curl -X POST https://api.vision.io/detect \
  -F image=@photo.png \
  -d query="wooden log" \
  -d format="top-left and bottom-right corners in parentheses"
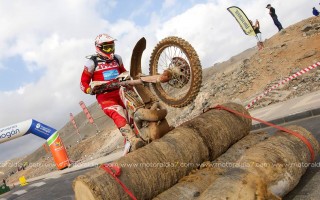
top-left (73, 102), bottom-right (252, 200)
top-left (198, 125), bottom-right (320, 200)
top-left (154, 132), bottom-right (270, 199)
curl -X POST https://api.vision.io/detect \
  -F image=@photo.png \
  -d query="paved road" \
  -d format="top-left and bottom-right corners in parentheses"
top-left (1, 116), bottom-right (319, 200)
top-left (0, 167), bottom-right (93, 200)
top-left (253, 115), bottom-right (320, 200)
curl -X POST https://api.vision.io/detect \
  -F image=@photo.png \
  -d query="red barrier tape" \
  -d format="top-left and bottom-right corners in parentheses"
top-left (207, 105), bottom-right (315, 162)
top-left (246, 61), bottom-right (320, 109)
top-left (100, 164), bottom-right (137, 200)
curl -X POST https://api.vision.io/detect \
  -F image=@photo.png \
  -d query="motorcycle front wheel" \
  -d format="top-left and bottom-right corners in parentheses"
top-left (149, 36), bottom-right (202, 108)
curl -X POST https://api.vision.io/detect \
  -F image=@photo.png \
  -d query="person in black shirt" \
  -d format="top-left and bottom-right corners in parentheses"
top-left (266, 4), bottom-right (283, 31)
top-left (250, 19), bottom-right (264, 50)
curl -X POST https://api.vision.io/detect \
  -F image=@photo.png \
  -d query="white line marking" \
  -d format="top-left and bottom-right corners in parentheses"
top-left (12, 189), bottom-right (27, 195)
top-left (28, 181), bottom-right (46, 187)
top-left (44, 174), bottom-right (62, 179)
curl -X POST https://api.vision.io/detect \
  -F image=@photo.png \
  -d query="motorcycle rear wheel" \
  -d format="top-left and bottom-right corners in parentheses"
top-left (149, 36), bottom-right (202, 108)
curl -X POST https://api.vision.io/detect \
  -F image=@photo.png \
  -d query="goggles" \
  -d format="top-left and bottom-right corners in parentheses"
top-left (101, 44), bottom-right (115, 53)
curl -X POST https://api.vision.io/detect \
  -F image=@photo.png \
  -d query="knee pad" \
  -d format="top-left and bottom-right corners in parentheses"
top-left (103, 105), bottom-right (128, 128)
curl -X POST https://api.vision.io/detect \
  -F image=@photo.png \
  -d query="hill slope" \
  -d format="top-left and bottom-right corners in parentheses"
top-left (167, 16), bottom-right (320, 126)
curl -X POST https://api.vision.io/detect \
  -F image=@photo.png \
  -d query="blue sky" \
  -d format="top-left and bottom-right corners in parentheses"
top-left (0, 0), bottom-right (317, 162)
top-left (0, 56), bottom-right (43, 90)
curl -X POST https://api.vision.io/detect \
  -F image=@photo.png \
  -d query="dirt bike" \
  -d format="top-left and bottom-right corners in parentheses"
top-left (90, 36), bottom-right (202, 153)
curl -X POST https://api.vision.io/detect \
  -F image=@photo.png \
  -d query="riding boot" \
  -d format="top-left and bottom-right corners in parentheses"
top-left (119, 124), bottom-right (145, 151)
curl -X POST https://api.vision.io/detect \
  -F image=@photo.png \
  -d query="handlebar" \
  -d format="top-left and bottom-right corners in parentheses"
top-left (90, 70), bottom-right (172, 95)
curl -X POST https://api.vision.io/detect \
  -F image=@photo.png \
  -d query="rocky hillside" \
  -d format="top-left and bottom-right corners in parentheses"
top-left (166, 16), bottom-right (320, 126)
top-left (1, 16), bottom-right (320, 184)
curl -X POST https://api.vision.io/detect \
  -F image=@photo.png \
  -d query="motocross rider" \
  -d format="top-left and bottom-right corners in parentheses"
top-left (80, 33), bottom-right (145, 152)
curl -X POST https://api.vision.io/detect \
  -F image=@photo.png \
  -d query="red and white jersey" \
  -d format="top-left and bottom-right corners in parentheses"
top-left (80, 54), bottom-right (127, 101)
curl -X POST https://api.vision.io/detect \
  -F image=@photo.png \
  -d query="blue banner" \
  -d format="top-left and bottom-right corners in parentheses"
top-left (27, 119), bottom-right (57, 140)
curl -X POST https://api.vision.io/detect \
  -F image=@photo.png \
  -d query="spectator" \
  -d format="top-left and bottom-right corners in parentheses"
top-left (313, 7), bottom-right (319, 16)
top-left (250, 19), bottom-right (264, 50)
top-left (266, 4), bottom-right (283, 31)
top-left (2, 179), bottom-right (6, 186)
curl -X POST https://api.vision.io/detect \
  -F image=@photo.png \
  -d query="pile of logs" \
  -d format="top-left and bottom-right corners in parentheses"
top-left (73, 102), bottom-right (319, 200)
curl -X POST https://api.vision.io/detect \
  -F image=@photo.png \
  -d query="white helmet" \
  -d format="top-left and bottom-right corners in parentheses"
top-left (95, 34), bottom-right (116, 60)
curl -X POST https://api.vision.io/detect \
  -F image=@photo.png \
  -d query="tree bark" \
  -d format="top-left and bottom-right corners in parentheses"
top-left (198, 125), bottom-right (320, 200)
top-left (154, 132), bottom-right (270, 199)
top-left (73, 102), bottom-right (252, 200)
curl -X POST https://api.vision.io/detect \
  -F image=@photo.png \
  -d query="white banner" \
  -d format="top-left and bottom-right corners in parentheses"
top-left (0, 119), bottom-right (32, 143)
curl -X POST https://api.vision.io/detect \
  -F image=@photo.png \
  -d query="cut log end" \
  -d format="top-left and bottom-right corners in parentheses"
top-left (74, 181), bottom-right (97, 200)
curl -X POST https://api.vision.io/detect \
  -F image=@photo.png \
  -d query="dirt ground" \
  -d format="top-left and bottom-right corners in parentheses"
top-left (1, 16), bottom-right (320, 190)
